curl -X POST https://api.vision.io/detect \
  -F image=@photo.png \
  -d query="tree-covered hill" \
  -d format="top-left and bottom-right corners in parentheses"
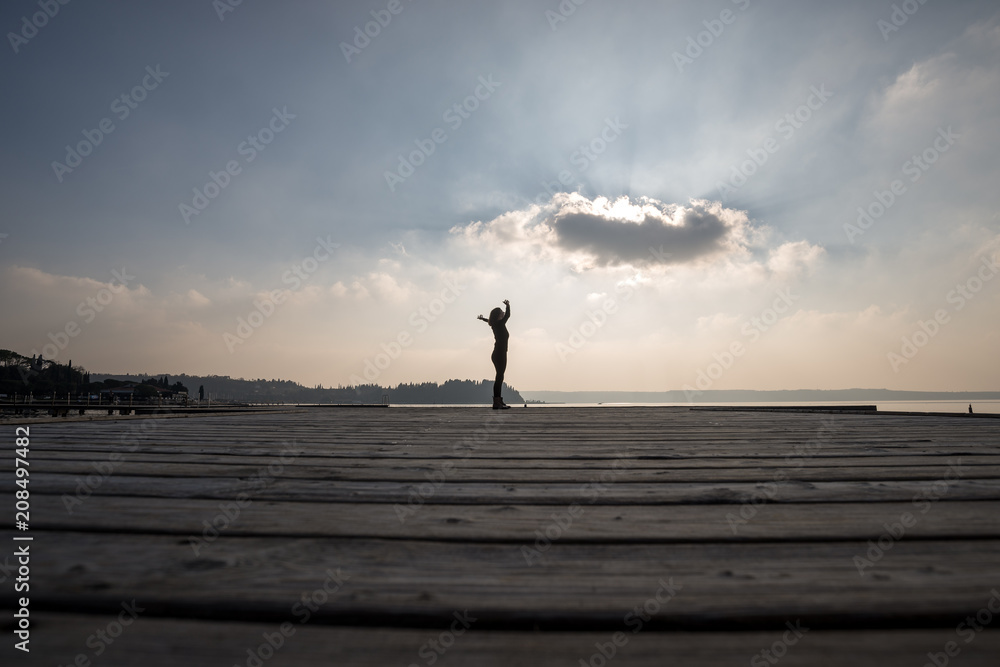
top-left (91, 372), bottom-right (523, 405)
top-left (0, 349), bottom-right (187, 397)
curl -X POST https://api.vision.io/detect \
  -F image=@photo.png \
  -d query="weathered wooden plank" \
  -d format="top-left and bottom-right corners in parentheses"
top-left (29, 495), bottom-right (1000, 542)
top-left (25, 457), bottom-right (1000, 483)
top-left (28, 442), bottom-right (1000, 459)
top-left (22, 408), bottom-right (1000, 451)
top-left (28, 427), bottom-right (1000, 455)
top-left (14, 531), bottom-right (1000, 625)
top-left (27, 421), bottom-right (998, 445)
top-left (13, 474), bottom-right (999, 504)
top-left (27, 450), bottom-right (1000, 469)
top-left (14, 614), bottom-right (1000, 667)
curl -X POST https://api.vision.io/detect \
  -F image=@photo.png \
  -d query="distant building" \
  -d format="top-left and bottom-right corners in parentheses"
top-left (99, 382), bottom-right (180, 401)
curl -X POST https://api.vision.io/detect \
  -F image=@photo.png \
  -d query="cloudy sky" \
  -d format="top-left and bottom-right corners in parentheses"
top-left (2, 0), bottom-right (999, 392)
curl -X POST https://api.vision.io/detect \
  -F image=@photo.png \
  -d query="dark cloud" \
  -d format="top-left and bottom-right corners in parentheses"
top-left (552, 202), bottom-right (739, 267)
top-left (452, 194), bottom-right (756, 270)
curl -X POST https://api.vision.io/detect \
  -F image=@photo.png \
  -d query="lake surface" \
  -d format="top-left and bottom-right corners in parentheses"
top-left (390, 400), bottom-right (1000, 414)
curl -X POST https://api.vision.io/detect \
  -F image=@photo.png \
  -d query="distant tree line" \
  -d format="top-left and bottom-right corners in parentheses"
top-left (0, 349), bottom-right (186, 397)
top-left (91, 372), bottom-right (523, 404)
top-left (2, 348), bottom-right (521, 403)
top-left (1, 349), bottom-right (89, 395)
top-left (387, 380), bottom-right (524, 405)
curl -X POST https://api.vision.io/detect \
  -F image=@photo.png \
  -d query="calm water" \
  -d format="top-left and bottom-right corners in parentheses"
top-left (391, 400), bottom-right (1000, 414)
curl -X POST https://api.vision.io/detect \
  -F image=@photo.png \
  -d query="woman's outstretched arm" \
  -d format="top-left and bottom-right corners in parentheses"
top-left (477, 314), bottom-right (488, 323)
top-left (501, 299), bottom-right (510, 323)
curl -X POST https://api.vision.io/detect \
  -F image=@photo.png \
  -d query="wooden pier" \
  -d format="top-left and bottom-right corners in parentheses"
top-left (3, 406), bottom-right (1000, 665)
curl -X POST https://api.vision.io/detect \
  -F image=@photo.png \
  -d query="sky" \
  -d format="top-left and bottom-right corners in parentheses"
top-left (1, 0), bottom-right (999, 393)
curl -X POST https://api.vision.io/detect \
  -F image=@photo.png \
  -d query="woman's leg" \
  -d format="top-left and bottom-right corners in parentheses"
top-left (491, 349), bottom-right (507, 398)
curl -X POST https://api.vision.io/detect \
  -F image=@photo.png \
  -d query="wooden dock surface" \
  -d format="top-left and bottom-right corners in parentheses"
top-left (3, 406), bottom-right (1000, 665)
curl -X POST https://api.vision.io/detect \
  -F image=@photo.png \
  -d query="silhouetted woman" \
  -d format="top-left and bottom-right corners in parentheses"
top-left (478, 299), bottom-right (511, 409)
